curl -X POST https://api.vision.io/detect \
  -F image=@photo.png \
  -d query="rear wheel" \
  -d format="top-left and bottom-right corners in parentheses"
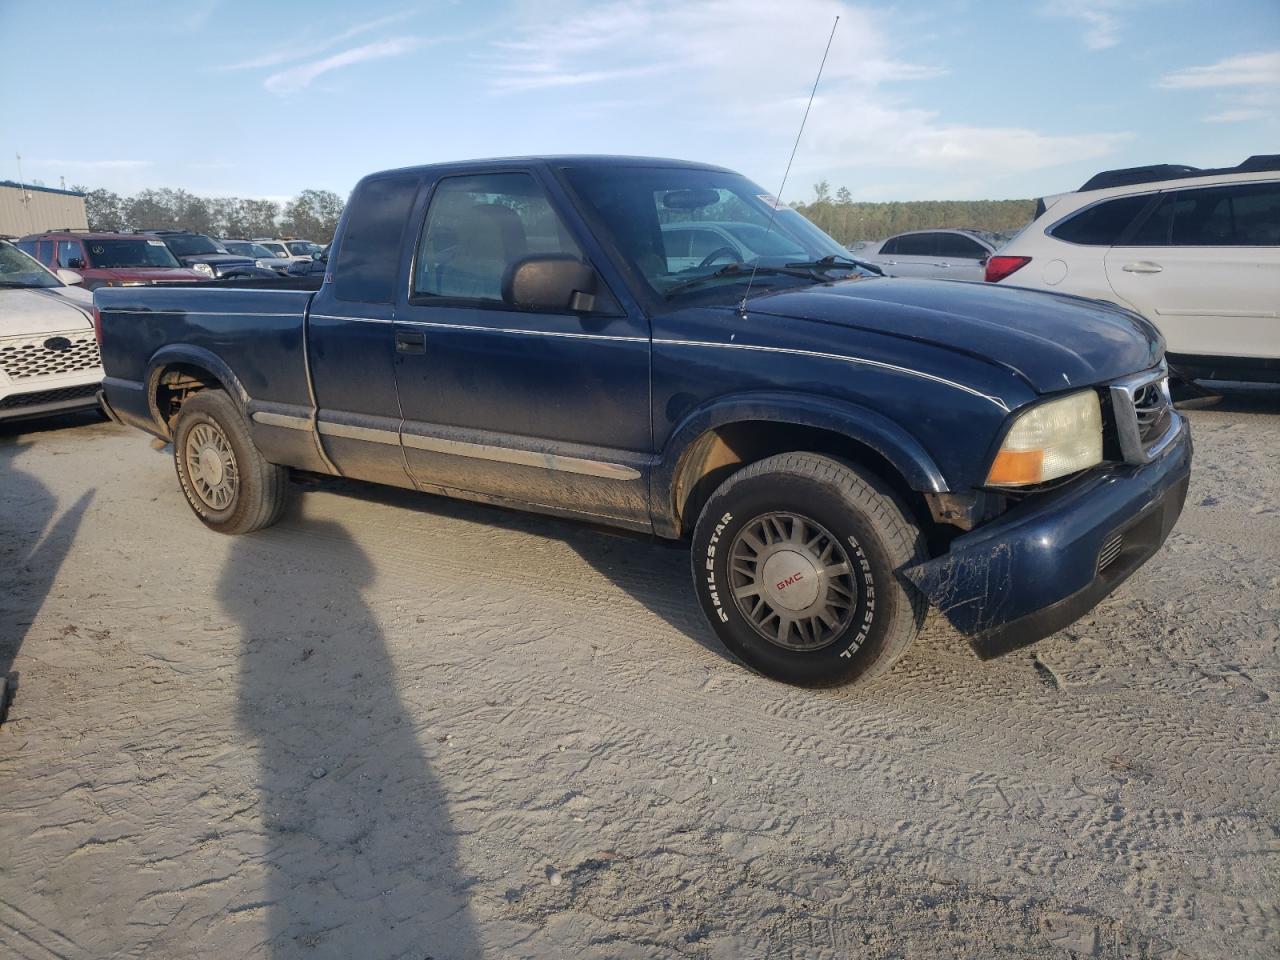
top-left (172, 390), bottom-right (287, 535)
top-left (691, 452), bottom-right (928, 687)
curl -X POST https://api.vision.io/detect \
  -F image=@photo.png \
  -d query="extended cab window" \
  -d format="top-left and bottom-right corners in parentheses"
top-left (333, 174), bottom-right (421, 302)
top-left (1050, 195), bottom-right (1150, 245)
top-left (413, 173), bottom-right (582, 303)
top-left (1131, 181), bottom-right (1280, 247)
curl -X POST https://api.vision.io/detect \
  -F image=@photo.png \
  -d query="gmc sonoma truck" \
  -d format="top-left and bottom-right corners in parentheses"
top-left (94, 157), bottom-right (1192, 687)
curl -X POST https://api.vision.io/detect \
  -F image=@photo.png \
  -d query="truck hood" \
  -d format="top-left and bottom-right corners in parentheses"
top-left (749, 278), bottom-right (1162, 392)
top-left (0, 286), bottom-right (93, 336)
top-left (177, 254), bottom-right (254, 268)
top-left (96, 266), bottom-right (206, 282)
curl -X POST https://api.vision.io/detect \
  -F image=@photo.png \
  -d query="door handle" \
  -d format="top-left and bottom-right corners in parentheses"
top-left (395, 330), bottom-right (426, 354)
top-left (1122, 261), bottom-right (1163, 274)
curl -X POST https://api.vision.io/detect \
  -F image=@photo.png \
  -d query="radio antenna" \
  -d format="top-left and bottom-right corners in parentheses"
top-left (738, 15), bottom-right (839, 318)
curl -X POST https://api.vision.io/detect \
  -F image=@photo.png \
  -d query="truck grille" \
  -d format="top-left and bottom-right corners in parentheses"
top-left (0, 332), bottom-right (101, 381)
top-left (1133, 382), bottom-right (1173, 446)
top-left (0, 383), bottom-right (100, 410)
top-left (1109, 368), bottom-right (1176, 464)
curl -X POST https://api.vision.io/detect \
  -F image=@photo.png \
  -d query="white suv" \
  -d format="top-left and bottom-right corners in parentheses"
top-left (987, 156), bottom-right (1280, 383)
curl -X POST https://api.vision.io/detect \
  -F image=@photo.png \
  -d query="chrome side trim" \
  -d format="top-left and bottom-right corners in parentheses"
top-left (259, 412), bottom-right (642, 481)
top-left (310, 313), bottom-right (648, 343)
top-left (317, 420), bottom-right (401, 446)
top-left (653, 338), bottom-right (1010, 410)
top-left (252, 411), bottom-right (312, 431)
top-left (99, 310), bottom-right (305, 317)
top-left (401, 432), bottom-right (642, 480)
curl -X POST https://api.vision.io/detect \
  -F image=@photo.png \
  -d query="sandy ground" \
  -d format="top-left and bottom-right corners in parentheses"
top-left (1, 389), bottom-right (1277, 960)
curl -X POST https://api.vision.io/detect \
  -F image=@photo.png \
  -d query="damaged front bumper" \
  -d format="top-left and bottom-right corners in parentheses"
top-left (904, 416), bottom-right (1192, 659)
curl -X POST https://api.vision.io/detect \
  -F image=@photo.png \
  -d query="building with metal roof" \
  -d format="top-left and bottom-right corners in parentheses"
top-left (0, 181), bottom-right (88, 238)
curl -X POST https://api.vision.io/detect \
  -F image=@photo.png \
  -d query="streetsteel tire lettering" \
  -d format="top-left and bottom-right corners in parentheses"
top-left (839, 538), bottom-right (876, 659)
top-left (704, 511), bottom-right (733, 622)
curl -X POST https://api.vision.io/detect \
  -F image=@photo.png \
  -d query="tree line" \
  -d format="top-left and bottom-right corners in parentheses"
top-left (793, 181), bottom-right (1036, 245)
top-left (74, 186), bottom-right (345, 243)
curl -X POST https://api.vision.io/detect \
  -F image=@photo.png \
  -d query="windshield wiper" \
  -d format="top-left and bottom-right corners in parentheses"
top-left (0, 280), bottom-right (40, 288)
top-left (663, 263), bottom-right (818, 299)
top-left (785, 253), bottom-right (881, 275)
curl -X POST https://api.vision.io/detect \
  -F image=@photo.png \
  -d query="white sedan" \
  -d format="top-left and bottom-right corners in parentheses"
top-left (0, 241), bottom-right (104, 422)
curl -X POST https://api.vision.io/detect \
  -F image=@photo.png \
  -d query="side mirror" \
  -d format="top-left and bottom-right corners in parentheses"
top-left (977, 257), bottom-right (989, 267)
top-left (67, 257), bottom-right (86, 270)
top-left (502, 255), bottom-right (599, 313)
top-left (56, 268), bottom-right (84, 286)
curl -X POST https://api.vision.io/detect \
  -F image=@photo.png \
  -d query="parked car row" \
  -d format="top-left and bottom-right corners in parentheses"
top-left (12, 230), bottom-right (326, 289)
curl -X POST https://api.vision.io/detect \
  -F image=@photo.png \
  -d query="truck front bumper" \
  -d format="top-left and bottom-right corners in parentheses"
top-left (904, 416), bottom-right (1192, 659)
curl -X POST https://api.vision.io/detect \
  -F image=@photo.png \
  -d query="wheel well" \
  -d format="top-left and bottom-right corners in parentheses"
top-left (152, 363), bottom-right (222, 432)
top-left (671, 421), bottom-right (935, 539)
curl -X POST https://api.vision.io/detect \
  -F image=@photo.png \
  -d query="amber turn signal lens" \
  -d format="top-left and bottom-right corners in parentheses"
top-left (987, 448), bottom-right (1046, 486)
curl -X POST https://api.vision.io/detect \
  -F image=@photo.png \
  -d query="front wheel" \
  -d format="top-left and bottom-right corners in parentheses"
top-left (173, 389), bottom-right (288, 535)
top-left (691, 453), bottom-right (928, 687)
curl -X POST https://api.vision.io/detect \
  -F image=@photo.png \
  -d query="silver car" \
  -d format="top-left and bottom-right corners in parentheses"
top-left (861, 229), bottom-right (1001, 281)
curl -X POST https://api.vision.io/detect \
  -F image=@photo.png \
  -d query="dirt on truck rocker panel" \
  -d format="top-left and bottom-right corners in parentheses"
top-left (93, 155), bottom-right (1191, 688)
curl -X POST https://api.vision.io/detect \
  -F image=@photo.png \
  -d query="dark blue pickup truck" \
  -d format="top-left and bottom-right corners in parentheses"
top-left (94, 156), bottom-right (1191, 687)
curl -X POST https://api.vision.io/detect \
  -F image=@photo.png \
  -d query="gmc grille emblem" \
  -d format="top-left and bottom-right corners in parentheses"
top-left (44, 336), bottom-right (72, 352)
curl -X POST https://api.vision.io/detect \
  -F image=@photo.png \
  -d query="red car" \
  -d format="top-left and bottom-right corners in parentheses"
top-left (16, 231), bottom-right (206, 290)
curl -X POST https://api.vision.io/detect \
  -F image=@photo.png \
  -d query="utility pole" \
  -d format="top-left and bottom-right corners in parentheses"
top-left (15, 153), bottom-right (35, 232)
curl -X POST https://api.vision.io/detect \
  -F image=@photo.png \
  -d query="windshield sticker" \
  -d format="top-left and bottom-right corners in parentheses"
top-left (757, 194), bottom-right (782, 209)
top-left (147, 240), bottom-right (166, 246)
top-left (91, 245), bottom-right (104, 254)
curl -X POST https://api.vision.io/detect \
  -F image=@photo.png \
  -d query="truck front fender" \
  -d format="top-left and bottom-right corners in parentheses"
top-left (653, 391), bottom-right (948, 537)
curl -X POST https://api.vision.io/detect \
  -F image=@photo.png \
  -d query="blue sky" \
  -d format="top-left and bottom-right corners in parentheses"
top-left (1, 0), bottom-right (1276, 204)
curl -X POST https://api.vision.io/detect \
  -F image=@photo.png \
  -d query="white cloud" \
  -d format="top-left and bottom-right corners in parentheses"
top-left (484, 0), bottom-right (1125, 182)
top-left (1038, 1), bottom-right (1155, 51)
top-left (1157, 51), bottom-right (1280, 89)
top-left (1157, 51), bottom-right (1280, 124)
top-left (264, 37), bottom-right (422, 96)
top-left (220, 10), bottom-right (417, 72)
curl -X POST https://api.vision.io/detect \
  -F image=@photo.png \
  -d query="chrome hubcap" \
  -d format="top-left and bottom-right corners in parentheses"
top-left (185, 422), bottom-right (238, 510)
top-left (728, 512), bottom-right (858, 651)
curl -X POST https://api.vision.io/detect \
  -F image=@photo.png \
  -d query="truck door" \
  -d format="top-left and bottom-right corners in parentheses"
top-left (305, 173), bottom-right (422, 488)
top-left (1105, 180), bottom-right (1280, 361)
top-left (391, 167), bottom-right (652, 529)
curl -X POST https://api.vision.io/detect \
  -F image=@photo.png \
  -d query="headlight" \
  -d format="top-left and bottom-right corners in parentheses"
top-left (255, 259), bottom-right (271, 268)
top-left (118, 281), bottom-right (147, 287)
top-left (192, 263), bottom-right (215, 278)
top-left (986, 389), bottom-right (1103, 486)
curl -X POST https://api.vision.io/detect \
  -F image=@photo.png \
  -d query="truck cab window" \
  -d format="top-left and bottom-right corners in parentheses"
top-left (413, 173), bottom-right (582, 303)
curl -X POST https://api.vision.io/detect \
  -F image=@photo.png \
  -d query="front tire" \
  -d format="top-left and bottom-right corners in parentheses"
top-left (691, 453), bottom-right (928, 687)
top-left (173, 390), bottom-right (288, 535)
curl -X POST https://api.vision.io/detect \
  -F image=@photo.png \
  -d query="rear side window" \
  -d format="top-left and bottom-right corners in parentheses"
top-left (895, 234), bottom-right (935, 256)
top-left (332, 174), bottom-right (420, 303)
top-left (878, 237), bottom-right (898, 255)
top-left (57, 240), bottom-right (83, 268)
top-left (936, 233), bottom-right (988, 259)
top-left (1132, 181), bottom-right (1280, 247)
top-left (1050, 195), bottom-right (1151, 245)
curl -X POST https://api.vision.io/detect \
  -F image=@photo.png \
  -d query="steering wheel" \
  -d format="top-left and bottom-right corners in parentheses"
top-left (697, 245), bottom-right (741, 269)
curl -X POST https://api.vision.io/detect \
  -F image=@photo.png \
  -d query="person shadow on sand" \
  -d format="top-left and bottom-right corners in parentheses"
top-left (217, 519), bottom-right (481, 959)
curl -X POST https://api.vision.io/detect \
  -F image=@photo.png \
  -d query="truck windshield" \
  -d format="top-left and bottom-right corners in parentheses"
top-left (162, 234), bottom-right (222, 256)
top-left (84, 238), bottom-right (182, 268)
top-left (561, 165), bottom-right (870, 302)
top-left (0, 241), bottom-right (61, 288)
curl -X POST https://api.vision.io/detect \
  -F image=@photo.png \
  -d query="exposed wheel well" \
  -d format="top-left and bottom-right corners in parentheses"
top-left (671, 421), bottom-right (935, 540)
top-left (152, 363), bottom-right (223, 432)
